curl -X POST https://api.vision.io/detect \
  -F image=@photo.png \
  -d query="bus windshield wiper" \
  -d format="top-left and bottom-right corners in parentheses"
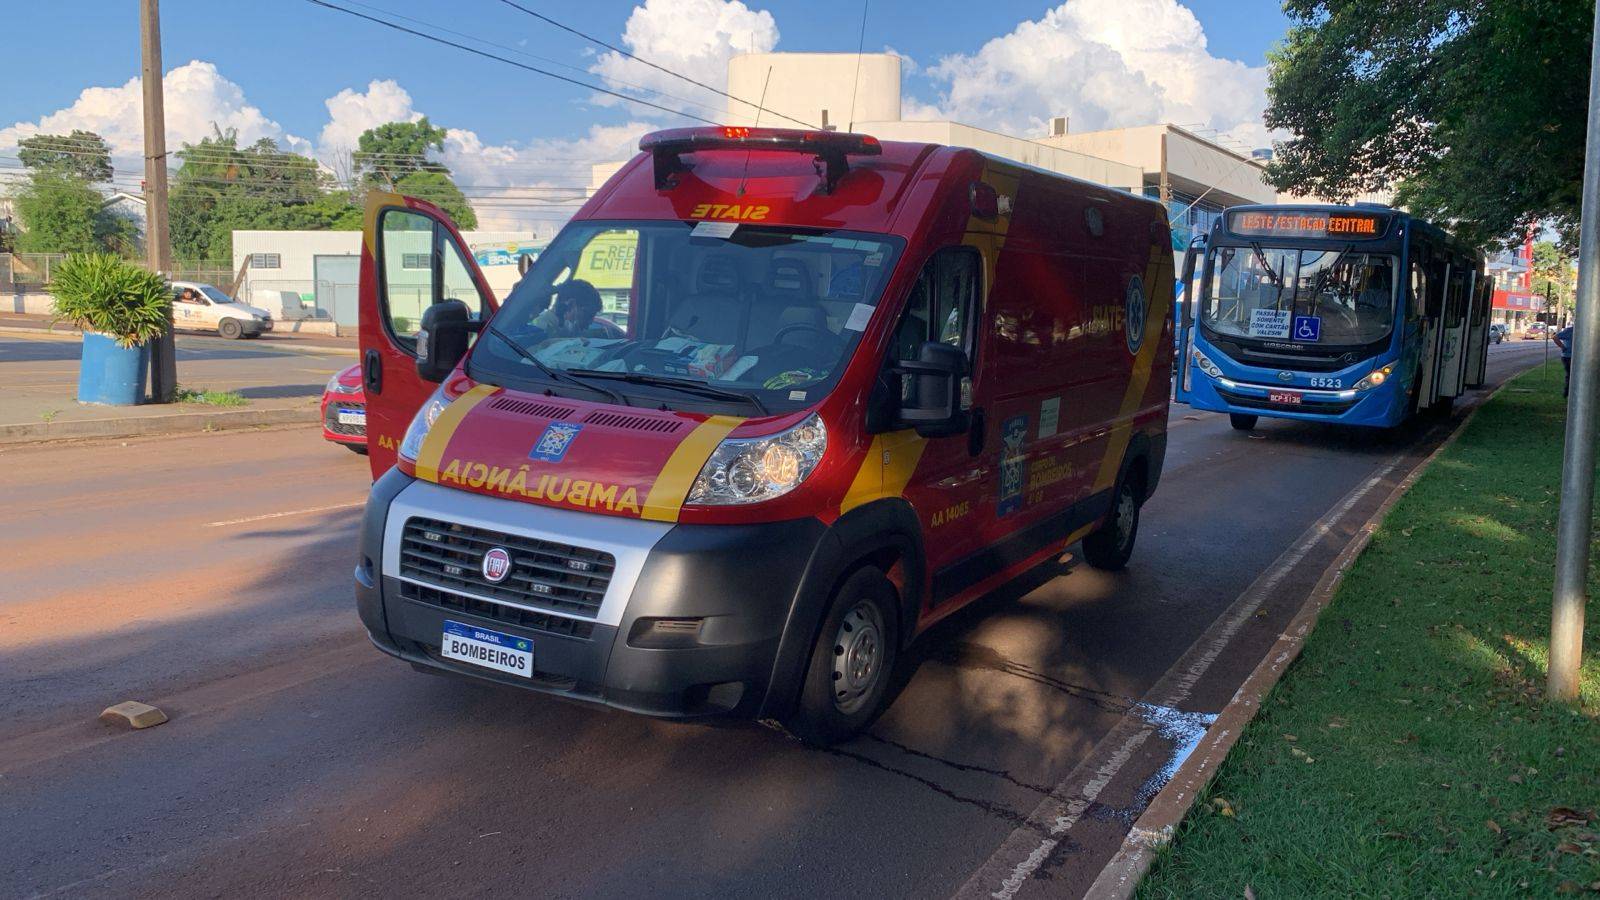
top-left (480, 323), bottom-right (626, 405)
top-left (567, 369), bottom-right (769, 415)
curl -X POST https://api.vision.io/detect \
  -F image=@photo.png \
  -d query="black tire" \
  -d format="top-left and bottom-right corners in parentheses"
top-left (218, 318), bottom-right (243, 339)
top-left (1083, 472), bottom-right (1142, 571)
top-left (1229, 413), bottom-right (1258, 431)
top-left (783, 567), bottom-right (900, 746)
top-left (345, 443), bottom-right (369, 455)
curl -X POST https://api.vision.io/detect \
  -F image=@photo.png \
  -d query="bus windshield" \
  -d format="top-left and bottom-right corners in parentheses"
top-left (468, 221), bottom-right (903, 412)
top-left (1202, 246), bottom-right (1397, 346)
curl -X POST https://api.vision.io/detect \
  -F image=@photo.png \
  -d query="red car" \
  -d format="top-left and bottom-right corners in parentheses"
top-left (320, 364), bottom-right (368, 453)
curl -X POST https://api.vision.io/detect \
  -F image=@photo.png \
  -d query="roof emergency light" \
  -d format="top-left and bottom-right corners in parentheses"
top-left (639, 126), bottom-right (882, 195)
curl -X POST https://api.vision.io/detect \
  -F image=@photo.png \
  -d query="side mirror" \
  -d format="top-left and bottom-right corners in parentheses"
top-left (416, 299), bottom-right (474, 383)
top-left (893, 341), bottom-right (969, 438)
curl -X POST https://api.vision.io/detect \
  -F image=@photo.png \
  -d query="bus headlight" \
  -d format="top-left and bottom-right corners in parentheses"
top-left (1353, 363), bottom-right (1395, 392)
top-left (1191, 347), bottom-right (1223, 379)
top-left (398, 388), bottom-right (452, 462)
top-left (688, 414), bottom-right (827, 505)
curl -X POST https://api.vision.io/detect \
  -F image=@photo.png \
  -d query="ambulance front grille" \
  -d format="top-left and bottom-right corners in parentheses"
top-left (399, 517), bottom-right (614, 619)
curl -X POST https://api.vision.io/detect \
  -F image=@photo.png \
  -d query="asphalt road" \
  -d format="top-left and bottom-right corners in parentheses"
top-left (0, 341), bottom-right (1549, 899)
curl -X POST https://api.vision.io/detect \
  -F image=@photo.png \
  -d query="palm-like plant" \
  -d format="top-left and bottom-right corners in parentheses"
top-left (50, 253), bottom-right (171, 348)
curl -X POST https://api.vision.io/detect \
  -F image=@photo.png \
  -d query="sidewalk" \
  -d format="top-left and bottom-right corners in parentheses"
top-left (1138, 363), bottom-right (1599, 897)
top-left (0, 311), bottom-right (358, 355)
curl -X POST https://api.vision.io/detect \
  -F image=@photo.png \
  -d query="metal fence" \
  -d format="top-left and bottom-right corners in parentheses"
top-left (0, 253), bottom-right (233, 290)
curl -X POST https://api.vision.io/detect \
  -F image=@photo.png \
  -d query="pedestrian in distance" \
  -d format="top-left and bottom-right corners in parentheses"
top-left (1552, 323), bottom-right (1575, 397)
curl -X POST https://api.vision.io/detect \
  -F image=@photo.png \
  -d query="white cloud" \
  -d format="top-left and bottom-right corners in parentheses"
top-left (918, 0), bottom-right (1271, 148)
top-left (0, 60), bottom-right (309, 171)
top-left (590, 0), bottom-right (779, 119)
top-left (441, 121), bottom-right (652, 232)
top-left (317, 79), bottom-right (422, 165)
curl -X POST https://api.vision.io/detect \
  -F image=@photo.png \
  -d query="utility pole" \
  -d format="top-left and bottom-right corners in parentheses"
top-left (1548, 4), bottom-right (1600, 703)
top-left (141, 0), bottom-right (176, 403)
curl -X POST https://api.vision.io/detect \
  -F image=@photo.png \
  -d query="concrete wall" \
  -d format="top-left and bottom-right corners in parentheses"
top-left (858, 120), bottom-right (1143, 191)
top-left (726, 52), bottom-right (901, 129)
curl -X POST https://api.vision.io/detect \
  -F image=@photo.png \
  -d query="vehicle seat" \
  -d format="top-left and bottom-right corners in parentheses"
top-left (667, 254), bottom-right (744, 345)
top-left (750, 258), bottom-right (828, 347)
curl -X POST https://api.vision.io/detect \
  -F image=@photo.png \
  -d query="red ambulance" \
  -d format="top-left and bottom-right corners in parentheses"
top-left (353, 127), bottom-right (1173, 743)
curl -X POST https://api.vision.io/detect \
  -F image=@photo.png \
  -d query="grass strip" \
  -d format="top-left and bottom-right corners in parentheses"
top-left (1140, 362), bottom-right (1599, 898)
top-left (174, 386), bottom-right (247, 407)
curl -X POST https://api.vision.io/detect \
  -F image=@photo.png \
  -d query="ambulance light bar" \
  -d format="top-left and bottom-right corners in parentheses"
top-left (640, 127), bottom-right (882, 194)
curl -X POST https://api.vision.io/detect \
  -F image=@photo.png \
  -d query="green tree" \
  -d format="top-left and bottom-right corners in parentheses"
top-left (12, 174), bottom-right (131, 254)
top-left (1263, 0), bottom-right (1592, 249)
top-left (353, 118), bottom-right (477, 228)
top-left (1532, 240), bottom-right (1577, 316)
top-left (170, 129), bottom-right (358, 260)
top-left (17, 130), bottom-right (113, 182)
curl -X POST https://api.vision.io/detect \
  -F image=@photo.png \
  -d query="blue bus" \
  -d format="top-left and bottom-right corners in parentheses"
top-left (1174, 204), bottom-right (1491, 430)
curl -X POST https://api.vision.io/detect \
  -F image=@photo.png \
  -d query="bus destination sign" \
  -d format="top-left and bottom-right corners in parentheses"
top-left (1227, 210), bottom-right (1387, 240)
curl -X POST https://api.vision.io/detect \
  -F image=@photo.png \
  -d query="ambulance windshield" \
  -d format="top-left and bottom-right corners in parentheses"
top-left (469, 221), bottom-right (903, 411)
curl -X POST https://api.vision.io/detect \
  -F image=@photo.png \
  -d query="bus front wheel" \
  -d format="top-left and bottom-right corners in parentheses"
top-left (1229, 413), bottom-right (1259, 431)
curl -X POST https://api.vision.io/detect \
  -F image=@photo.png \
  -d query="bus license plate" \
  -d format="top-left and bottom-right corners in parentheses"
top-left (440, 620), bottom-right (533, 677)
top-left (1269, 390), bottom-right (1303, 405)
top-left (337, 408), bottom-right (366, 426)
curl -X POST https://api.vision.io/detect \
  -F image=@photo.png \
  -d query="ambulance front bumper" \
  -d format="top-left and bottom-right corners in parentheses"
top-left (355, 471), bottom-right (827, 718)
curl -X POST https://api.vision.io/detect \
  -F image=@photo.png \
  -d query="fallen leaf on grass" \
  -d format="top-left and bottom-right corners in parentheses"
top-left (1554, 880), bottom-right (1582, 894)
top-left (1283, 733), bottom-right (1298, 742)
top-left (1487, 819), bottom-right (1503, 835)
top-left (1244, 885), bottom-right (1257, 900)
top-left (1210, 797), bottom-right (1236, 817)
top-left (1327, 716), bottom-right (1348, 729)
top-left (1556, 842), bottom-right (1584, 855)
top-left (1290, 747), bottom-right (1316, 763)
top-left (1549, 807), bottom-right (1595, 830)
top-left (1395, 733), bottom-right (1419, 745)
top-left (1508, 774), bottom-right (1524, 784)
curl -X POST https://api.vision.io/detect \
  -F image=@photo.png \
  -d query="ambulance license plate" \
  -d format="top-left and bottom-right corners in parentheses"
top-left (439, 620), bottom-right (533, 677)
top-left (1268, 390), bottom-right (1303, 405)
top-left (337, 408), bottom-right (366, 426)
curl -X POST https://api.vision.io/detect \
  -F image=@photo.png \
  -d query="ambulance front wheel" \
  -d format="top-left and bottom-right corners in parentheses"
top-left (1229, 413), bottom-right (1258, 431)
top-left (785, 567), bottom-right (900, 746)
top-left (1083, 473), bottom-right (1142, 571)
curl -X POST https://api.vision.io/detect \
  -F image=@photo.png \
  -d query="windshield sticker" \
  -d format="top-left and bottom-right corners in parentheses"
top-left (764, 369), bottom-right (823, 390)
top-left (789, 390), bottom-right (807, 401)
top-left (690, 220), bottom-right (738, 239)
top-left (998, 415), bottom-right (1028, 518)
top-left (1038, 397), bottom-right (1061, 439)
top-left (529, 422), bottom-right (583, 463)
top-left (1248, 309), bottom-right (1291, 339)
top-left (863, 252), bottom-right (884, 267)
top-left (1292, 315), bottom-right (1323, 342)
top-left (844, 303), bottom-right (874, 332)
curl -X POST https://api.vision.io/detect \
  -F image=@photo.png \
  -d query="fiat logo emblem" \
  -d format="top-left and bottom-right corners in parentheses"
top-left (1277, 370), bottom-right (1294, 383)
top-left (481, 547), bottom-right (512, 583)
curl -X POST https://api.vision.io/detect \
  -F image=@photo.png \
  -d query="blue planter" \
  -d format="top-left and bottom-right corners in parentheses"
top-left (77, 332), bottom-right (150, 405)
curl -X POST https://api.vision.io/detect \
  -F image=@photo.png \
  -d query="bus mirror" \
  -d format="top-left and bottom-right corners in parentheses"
top-left (893, 341), bottom-right (969, 437)
top-left (416, 299), bottom-right (473, 383)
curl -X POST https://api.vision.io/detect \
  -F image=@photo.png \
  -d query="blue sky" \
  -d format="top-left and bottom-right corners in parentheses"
top-left (2, 0), bottom-right (1293, 227)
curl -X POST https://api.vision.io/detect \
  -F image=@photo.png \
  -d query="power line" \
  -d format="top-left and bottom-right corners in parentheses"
top-left (495, 0), bottom-right (816, 129)
top-left (302, 0), bottom-right (717, 124)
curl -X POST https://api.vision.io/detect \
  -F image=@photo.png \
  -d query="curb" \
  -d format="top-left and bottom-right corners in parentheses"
top-left (0, 405), bottom-right (317, 445)
top-left (1082, 373), bottom-right (1528, 900)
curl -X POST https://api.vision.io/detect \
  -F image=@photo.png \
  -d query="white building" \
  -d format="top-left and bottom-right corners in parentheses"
top-left (231, 229), bottom-right (542, 329)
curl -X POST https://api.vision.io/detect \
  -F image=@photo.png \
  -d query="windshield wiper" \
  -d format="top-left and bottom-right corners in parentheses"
top-left (567, 369), bottom-right (769, 415)
top-left (480, 323), bottom-right (626, 406)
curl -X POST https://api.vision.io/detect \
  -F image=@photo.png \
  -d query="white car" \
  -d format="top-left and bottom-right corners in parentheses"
top-left (171, 281), bottom-right (274, 339)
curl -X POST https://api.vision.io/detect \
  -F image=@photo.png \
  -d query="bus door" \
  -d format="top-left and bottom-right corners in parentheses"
top-left (358, 192), bottom-right (498, 478)
top-left (1438, 264), bottom-right (1469, 398)
top-left (1411, 255), bottom-right (1439, 409)
top-left (1465, 272), bottom-right (1490, 388)
top-left (1176, 236), bottom-right (1204, 398)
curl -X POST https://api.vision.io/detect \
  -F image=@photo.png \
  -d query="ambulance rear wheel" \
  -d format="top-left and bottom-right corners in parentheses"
top-left (1229, 413), bottom-right (1258, 431)
top-left (1083, 474), bottom-right (1141, 571)
top-left (218, 319), bottom-right (243, 339)
top-left (785, 567), bottom-right (900, 746)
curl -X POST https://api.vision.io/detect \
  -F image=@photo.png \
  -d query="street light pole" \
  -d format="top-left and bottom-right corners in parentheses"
top-left (140, 0), bottom-right (176, 403)
top-left (1548, 5), bottom-right (1600, 703)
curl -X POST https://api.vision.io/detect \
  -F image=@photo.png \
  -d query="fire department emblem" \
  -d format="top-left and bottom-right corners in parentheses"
top-left (481, 547), bottom-right (512, 583)
top-left (1125, 275), bottom-right (1148, 355)
top-left (529, 421), bottom-right (582, 462)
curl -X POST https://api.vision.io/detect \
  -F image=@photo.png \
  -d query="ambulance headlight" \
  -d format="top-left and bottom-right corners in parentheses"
top-left (398, 388), bottom-right (452, 463)
top-left (688, 414), bottom-right (827, 505)
top-left (1191, 346), bottom-right (1223, 379)
top-left (1353, 363), bottom-right (1395, 392)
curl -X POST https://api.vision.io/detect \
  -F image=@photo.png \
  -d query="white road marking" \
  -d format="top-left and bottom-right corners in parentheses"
top-left (204, 501), bottom-right (364, 528)
top-left (957, 455), bottom-right (1401, 900)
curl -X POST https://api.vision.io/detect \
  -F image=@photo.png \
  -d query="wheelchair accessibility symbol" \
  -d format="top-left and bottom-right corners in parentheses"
top-left (1293, 315), bottom-right (1322, 342)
